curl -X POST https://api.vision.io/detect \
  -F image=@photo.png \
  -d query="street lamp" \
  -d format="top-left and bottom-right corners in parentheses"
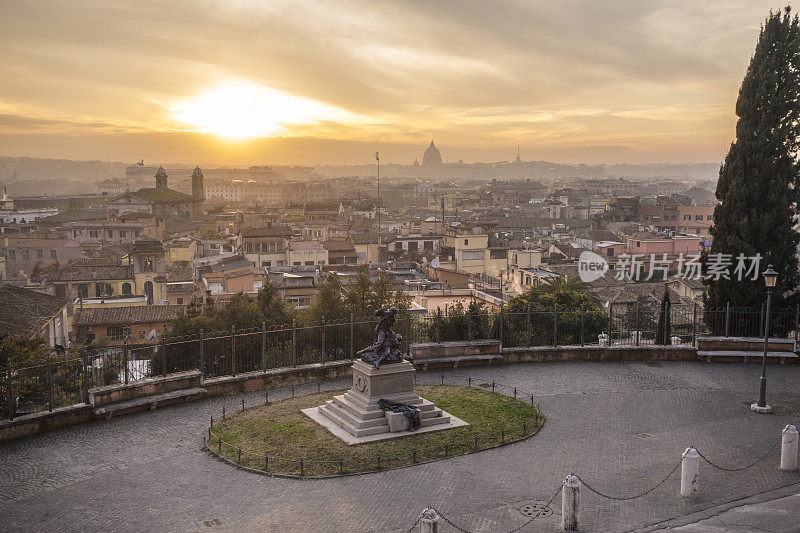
top-left (752, 264), bottom-right (778, 413)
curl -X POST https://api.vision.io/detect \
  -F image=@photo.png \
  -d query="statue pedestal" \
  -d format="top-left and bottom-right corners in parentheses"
top-left (302, 360), bottom-right (468, 444)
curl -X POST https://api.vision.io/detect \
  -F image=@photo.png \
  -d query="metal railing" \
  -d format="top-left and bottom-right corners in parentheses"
top-left (3, 303), bottom-right (798, 422)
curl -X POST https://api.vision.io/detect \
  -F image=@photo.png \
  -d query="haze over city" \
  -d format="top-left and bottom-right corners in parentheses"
top-left (1, 0), bottom-right (795, 165)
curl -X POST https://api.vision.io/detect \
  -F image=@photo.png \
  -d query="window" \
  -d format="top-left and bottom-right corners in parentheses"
top-left (120, 230), bottom-right (126, 238)
top-left (77, 284), bottom-right (88, 298)
top-left (246, 243), bottom-right (254, 253)
top-left (684, 214), bottom-right (691, 221)
top-left (695, 214), bottom-right (703, 221)
top-left (121, 282), bottom-right (132, 295)
top-left (144, 256), bottom-right (153, 272)
top-left (36, 250), bottom-right (44, 260)
top-left (462, 250), bottom-right (483, 261)
top-left (6, 250), bottom-right (15, 260)
top-left (269, 242), bottom-right (276, 252)
top-left (89, 230), bottom-right (99, 238)
top-left (176, 297), bottom-right (184, 305)
top-left (707, 215), bottom-right (714, 221)
top-left (107, 230), bottom-right (114, 238)
top-left (277, 261), bottom-right (284, 266)
top-left (21, 250), bottom-right (29, 261)
top-left (264, 261), bottom-right (271, 267)
top-left (607, 248), bottom-right (614, 257)
top-left (50, 250), bottom-right (57, 260)
top-left (293, 261), bottom-right (301, 266)
top-left (636, 241), bottom-right (641, 247)
top-left (134, 231), bottom-right (140, 237)
top-left (464, 239), bottom-right (469, 245)
top-left (107, 325), bottom-right (131, 341)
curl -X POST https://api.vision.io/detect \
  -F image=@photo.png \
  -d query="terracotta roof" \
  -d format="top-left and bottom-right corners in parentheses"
top-left (240, 226), bottom-right (292, 238)
top-left (126, 188), bottom-right (198, 203)
top-left (323, 239), bottom-right (356, 252)
top-left (348, 233), bottom-right (394, 245)
top-left (0, 285), bottom-right (68, 337)
top-left (73, 305), bottom-right (185, 326)
top-left (166, 265), bottom-right (194, 282)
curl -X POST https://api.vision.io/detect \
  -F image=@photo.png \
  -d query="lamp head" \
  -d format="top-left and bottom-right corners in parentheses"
top-left (763, 264), bottom-right (778, 288)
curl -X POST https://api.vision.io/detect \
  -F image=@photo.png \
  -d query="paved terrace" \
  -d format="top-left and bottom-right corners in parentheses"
top-left (1, 361), bottom-right (799, 532)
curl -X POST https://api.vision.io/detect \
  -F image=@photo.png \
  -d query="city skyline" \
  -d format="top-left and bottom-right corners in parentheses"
top-left (0, 1), bottom-right (795, 165)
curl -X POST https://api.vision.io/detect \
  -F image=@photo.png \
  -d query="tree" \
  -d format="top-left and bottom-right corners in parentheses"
top-left (308, 272), bottom-right (346, 321)
top-left (655, 288), bottom-right (672, 345)
top-left (345, 265), bottom-right (373, 317)
top-left (256, 281), bottom-right (295, 326)
top-left (707, 7), bottom-right (800, 309)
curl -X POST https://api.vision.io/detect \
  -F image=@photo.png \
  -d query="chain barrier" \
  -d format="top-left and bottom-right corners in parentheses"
top-left (404, 485), bottom-right (562, 533)
top-left (694, 437), bottom-right (783, 472)
top-left (577, 458), bottom-right (682, 501)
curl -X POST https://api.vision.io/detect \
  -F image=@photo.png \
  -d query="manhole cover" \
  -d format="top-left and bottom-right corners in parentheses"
top-left (518, 503), bottom-right (552, 518)
top-left (199, 518), bottom-right (223, 528)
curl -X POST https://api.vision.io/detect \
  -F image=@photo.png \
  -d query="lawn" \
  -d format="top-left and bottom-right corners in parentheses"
top-left (207, 385), bottom-right (542, 477)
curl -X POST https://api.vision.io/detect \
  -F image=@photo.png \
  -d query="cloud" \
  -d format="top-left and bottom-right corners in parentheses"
top-left (0, 0), bottom-right (791, 163)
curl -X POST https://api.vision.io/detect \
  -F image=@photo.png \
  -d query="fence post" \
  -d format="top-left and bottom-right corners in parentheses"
top-left (794, 305), bottom-right (799, 346)
top-left (230, 325), bottom-right (236, 377)
top-left (781, 424), bottom-right (798, 471)
top-left (406, 312), bottom-right (412, 357)
top-left (562, 474), bottom-right (580, 531)
top-left (292, 319), bottom-right (297, 368)
top-left (5, 358), bottom-right (14, 421)
top-left (608, 303), bottom-right (613, 347)
top-left (81, 347), bottom-right (89, 404)
top-left (691, 302), bottom-right (697, 346)
top-left (580, 304), bottom-right (585, 347)
top-left (199, 329), bottom-right (206, 382)
top-left (635, 300), bottom-right (641, 347)
top-left (553, 306), bottom-right (559, 346)
top-left (526, 305), bottom-right (531, 347)
top-left (350, 314), bottom-right (355, 360)
top-left (321, 317), bottom-right (326, 364)
top-left (499, 304), bottom-right (504, 348)
top-left (260, 322), bottom-right (266, 372)
top-left (46, 351), bottom-right (53, 412)
top-left (681, 447), bottom-right (700, 497)
top-left (725, 302), bottom-right (730, 337)
top-left (160, 336), bottom-right (166, 376)
top-left (419, 508), bottom-right (440, 533)
top-left (122, 337), bottom-right (129, 385)
top-left (436, 308), bottom-right (441, 343)
top-left (467, 309), bottom-right (473, 342)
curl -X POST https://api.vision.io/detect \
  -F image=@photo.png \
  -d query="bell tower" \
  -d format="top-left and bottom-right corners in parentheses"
top-left (191, 166), bottom-right (205, 200)
top-left (155, 166), bottom-right (168, 189)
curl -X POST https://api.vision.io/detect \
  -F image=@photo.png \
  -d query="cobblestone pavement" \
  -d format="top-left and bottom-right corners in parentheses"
top-left (1, 361), bottom-right (799, 532)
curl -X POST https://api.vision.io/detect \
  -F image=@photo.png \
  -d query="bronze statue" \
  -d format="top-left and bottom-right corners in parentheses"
top-left (357, 307), bottom-right (405, 368)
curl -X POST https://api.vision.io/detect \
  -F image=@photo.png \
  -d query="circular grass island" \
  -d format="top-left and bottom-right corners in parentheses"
top-left (206, 385), bottom-right (543, 478)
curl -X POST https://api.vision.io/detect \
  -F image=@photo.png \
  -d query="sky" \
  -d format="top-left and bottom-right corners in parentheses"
top-left (0, 1), bottom-right (794, 166)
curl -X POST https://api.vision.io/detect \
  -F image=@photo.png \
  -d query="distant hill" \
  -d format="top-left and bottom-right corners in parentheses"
top-left (0, 156), bottom-right (127, 181)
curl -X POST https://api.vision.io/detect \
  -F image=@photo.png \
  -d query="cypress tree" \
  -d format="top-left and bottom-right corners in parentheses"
top-left (707, 7), bottom-right (800, 309)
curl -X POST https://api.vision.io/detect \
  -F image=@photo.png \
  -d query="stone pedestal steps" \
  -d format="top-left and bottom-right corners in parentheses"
top-left (318, 393), bottom-right (449, 438)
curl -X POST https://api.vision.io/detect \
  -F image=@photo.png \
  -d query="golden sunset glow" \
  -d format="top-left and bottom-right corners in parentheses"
top-left (0, 1), bottom-right (794, 164)
top-left (168, 81), bottom-right (356, 139)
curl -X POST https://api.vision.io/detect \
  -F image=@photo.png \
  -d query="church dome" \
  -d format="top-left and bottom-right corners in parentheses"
top-left (422, 140), bottom-right (443, 166)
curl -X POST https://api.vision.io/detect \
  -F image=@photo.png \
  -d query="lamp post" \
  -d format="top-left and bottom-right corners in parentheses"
top-left (375, 151), bottom-right (380, 264)
top-left (752, 264), bottom-right (778, 414)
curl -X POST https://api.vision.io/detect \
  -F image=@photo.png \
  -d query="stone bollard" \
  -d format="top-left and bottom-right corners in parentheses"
top-left (598, 333), bottom-right (609, 347)
top-left (562, 474), bottom-right (580, 531)
top-left (681, 448), bottom-right (700, 497)
top-left (781, 425), bottom-right (798, 471)
top-left (670, 336), bottom-right (681, 346)
top-left (419, 508), bottom-right (439, 533)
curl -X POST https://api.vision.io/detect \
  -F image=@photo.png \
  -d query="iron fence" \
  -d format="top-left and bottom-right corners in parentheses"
top-left (3, 302), bottom-right (799, 422)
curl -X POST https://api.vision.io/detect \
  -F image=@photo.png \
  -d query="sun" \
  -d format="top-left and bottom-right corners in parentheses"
top-left (168, 81), bottom-right (351, 138)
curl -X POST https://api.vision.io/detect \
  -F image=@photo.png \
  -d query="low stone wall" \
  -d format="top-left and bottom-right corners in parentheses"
top-left (501, 345), bottom-right (698, 364)
top-left (0, 405), bottom-right (92, 442)
top-left (411, 340), bottom-right (501, 360)
top-left (203, 360), bottom-right (355, 397)
top-left (89, 371), bottom-right (203, 407)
